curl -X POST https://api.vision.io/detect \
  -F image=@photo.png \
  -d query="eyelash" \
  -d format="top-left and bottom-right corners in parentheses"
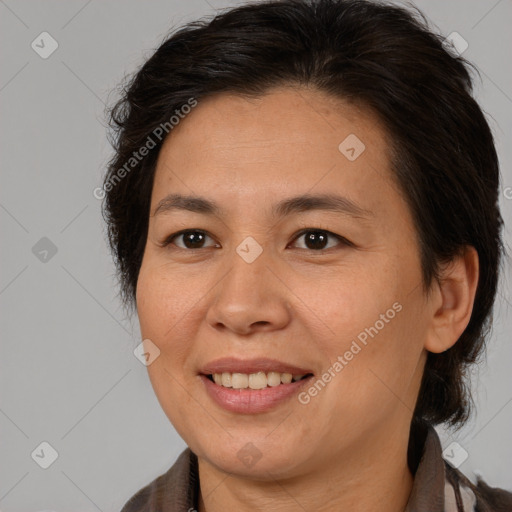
top-left (160, 228), bottom-right (353, 252)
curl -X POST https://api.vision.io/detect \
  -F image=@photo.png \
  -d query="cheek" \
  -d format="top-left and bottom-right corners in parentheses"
top-left (135, 265), bottom-right (202, 381)
top-left (136, 262), bottom-right (198, 337)
top-left (307, 264), bottom-right (397, 347)
top-left (332, 303), bottom-right (423, 416)
top-left (308, 265), bottom-right (421, 402)
top-left (135, 264), bottom-right (201, 416)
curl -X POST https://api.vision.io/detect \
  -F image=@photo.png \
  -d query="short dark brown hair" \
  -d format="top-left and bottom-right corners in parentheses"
top-left (103, 0), bottom-right (506, 427)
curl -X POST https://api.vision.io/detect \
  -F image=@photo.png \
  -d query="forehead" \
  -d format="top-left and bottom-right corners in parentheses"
top-left (152, 86), bottom-right (398, 216)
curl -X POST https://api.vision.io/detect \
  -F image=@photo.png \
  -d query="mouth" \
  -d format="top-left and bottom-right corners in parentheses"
top-left (198, 357), bottom-right (315, 413)
top-left (199, 356), bottom-right (315, 390)
top-left (203, 371), bottom-right (314, 390)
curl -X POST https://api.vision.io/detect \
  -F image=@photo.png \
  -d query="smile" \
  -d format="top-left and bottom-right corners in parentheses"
top-left (200, 373), bottom-right (315, 414)
top-left (207, 371), bottom-right (313, 389)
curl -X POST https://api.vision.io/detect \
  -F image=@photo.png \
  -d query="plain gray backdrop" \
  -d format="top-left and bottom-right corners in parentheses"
top-left (1, 0), bottom-right (511, 510)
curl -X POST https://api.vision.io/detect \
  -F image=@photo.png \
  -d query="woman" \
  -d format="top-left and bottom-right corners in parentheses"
top-left (102, 0), bottom-right (512, 510)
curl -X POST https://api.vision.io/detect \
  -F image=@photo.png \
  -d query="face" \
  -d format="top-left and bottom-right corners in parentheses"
top-left (136, 86), bottom-right (430, 479)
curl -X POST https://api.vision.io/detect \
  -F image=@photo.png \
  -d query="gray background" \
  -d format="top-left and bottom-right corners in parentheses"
top-left (1, 0), bottom-right (511, 510)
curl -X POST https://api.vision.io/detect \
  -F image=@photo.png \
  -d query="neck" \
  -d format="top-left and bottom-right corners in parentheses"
top-left (196, 420), bottom-right (414, 512)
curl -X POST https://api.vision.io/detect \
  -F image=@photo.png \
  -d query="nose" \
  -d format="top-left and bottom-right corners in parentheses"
top-left (205, 246), bottom-right (292, 336)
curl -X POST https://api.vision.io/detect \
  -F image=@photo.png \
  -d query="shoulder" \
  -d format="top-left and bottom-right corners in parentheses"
top-left (407, 420), bottom-right (512, 512)
top-left (119, 469), bottom-right (168, 512)
top-left (445, 462), bottom-right (512, 512)
top-left (120, 448), bottom-right (199, 512)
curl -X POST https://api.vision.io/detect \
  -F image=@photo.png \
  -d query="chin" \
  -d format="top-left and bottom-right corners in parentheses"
top-left (196, 438), bottom-right (309, 479)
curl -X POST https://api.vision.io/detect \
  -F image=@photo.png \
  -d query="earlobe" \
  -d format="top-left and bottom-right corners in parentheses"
top-left (424, 246), bottom-right (479, 354)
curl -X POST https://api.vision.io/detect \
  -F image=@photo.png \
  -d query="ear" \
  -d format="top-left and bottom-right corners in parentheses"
top-left (424, 246), bottom-right (479, 354)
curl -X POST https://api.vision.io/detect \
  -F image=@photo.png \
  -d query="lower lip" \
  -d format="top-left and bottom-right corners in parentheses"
top-left (200, 374), bottom-right (314, 414)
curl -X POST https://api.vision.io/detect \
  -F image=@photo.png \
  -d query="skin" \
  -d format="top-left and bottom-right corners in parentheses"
top-left (136, 85), bottom-right (479, 512)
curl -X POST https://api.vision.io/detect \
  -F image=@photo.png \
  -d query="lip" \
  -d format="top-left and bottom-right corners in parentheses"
top-left (199, 357), bottom-right (314, 376)
top-left (199, 373), bottom-right (314, 414)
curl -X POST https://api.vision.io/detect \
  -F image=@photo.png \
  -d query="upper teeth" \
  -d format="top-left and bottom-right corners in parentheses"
top-left (212, 372), bottom-right (307, 389)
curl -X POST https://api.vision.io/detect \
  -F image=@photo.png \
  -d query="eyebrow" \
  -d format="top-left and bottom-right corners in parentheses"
top-left (152, 193), bottom-right (374, 220)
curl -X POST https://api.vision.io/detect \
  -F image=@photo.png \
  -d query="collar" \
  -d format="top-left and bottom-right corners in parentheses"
top-left (405, 420), bottom-right (446, 511)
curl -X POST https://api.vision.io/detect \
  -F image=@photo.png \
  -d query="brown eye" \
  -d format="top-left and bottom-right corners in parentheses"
top-left (163, 230), bottom-right (218, 250)
top-left (291, 229), bottom-right (349, 251)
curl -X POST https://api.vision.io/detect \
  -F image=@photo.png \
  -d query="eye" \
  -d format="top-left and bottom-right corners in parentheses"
top-left (161, 228), bottom-right (351, 251)
top-left (161, 229), bottom-right (219, 250)
top-left (290, 229), bottom-right (350, 251)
